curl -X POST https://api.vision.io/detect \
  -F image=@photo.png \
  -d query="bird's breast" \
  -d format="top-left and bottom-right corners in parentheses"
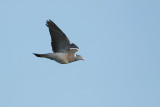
top-left (67, 53), bottom-right (76, 62)
top-left (54, 53), bottom-right (69, 64)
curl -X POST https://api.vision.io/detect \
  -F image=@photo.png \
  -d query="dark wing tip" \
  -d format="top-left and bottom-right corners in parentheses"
top-left (70, 43), bottom-right (79, 49)
top-left (46, 19), bottom-right (55, 28)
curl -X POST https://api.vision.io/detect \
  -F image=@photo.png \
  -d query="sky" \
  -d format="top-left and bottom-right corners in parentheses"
top-left (0, 0), bottom-right (160, 107)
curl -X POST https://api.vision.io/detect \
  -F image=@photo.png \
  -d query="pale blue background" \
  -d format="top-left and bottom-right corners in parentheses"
top-left (0, 0), bottom-right (160, 107)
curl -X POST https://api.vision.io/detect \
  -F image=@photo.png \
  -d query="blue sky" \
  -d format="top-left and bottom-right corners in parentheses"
top-left (0, 0), bottom-right (160, 107)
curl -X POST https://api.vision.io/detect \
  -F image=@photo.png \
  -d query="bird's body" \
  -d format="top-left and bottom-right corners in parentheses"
top-left (53, 53), bottom-right (69, 64)
top-left (34, 52), bottom-right (76, 64)
top-left (33, 20), bottom-right (83, 64)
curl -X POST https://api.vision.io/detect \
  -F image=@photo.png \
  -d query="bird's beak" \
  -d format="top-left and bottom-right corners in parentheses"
top-left (82, 58), bottom-right (84, 61)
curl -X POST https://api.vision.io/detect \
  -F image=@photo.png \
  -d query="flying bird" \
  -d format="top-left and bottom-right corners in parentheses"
top-left (33, 20), bottom-right (84, 64)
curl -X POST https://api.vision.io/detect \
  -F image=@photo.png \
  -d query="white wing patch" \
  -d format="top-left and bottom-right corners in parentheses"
top-left (69, 48), bottom-right (79, 54)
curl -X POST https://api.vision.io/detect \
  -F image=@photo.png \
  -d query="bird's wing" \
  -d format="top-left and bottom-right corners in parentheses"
top-left (69, 43), bottom-right (79, 54)
top-left (46, 20), bottom-right (70, 53)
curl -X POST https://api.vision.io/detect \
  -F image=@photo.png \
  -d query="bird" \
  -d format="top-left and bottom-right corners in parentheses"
top-left (33, 19), bottom-right (84, 64)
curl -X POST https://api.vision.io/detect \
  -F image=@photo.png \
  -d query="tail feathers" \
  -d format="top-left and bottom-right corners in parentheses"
top-left (33, 53), bottom-right (42, 57)
top-left (33, 53), bottom-right (54, 60)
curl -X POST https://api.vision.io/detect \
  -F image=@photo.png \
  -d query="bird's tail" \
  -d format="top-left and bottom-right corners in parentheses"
top-left (33, 53), bottom-right (45, 57)
top-left (33, 53), bottom-right (54, 60)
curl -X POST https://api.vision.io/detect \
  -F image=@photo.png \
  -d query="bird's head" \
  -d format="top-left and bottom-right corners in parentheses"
top-left (75, 54), bottom-right (84, 61)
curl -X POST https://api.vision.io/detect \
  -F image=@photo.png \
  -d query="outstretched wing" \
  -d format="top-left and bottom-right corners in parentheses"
top-left (46, 20), bottom-right (70, 53)
top-left (69, 43), bottom-right (79, 54)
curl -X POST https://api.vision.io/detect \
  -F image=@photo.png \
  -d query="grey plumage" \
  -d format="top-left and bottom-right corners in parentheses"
top-left (46, 20), bottom-right (70, 53)
top-left (33, 19), bottom-right (83, 64)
